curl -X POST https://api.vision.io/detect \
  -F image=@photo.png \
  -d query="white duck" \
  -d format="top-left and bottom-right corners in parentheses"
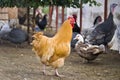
top-left (74, 34), bottom-right (105, 62)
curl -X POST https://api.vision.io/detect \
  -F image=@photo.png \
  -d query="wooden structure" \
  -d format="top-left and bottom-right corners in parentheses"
top-left (8, 7), bottom-right (18, 19)
top-left (0, 1), bottom-right (108, 43)
top-left (56, 6), bottom-right (58, 32)
top-left (0, 8), bottom-right (9, 21)
top-left (80, 0), bottom-right (82, 33)
top-left (48, 0), bottom-right (108, 33)
top-left (0, 7), bottom-right (18, 21)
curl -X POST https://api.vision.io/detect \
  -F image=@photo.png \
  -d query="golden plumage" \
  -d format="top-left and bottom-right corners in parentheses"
top-left (31, 18), bottom-right (74, 77)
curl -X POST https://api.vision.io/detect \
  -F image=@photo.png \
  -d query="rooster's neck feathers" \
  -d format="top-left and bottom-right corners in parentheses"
top-left (54, 20), bottom-right (72, 43)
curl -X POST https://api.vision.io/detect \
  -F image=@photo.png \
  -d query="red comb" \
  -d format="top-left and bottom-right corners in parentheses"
top-left (68, 16), bottom-right (75, 28)
top-left (68, 16), bottom-right (75, 21)
top-left (68, 16), bottom-right (73, 19)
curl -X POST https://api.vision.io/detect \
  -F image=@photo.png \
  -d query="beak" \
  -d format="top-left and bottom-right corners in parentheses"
top-left (73, 37), bottom-right (78, 40)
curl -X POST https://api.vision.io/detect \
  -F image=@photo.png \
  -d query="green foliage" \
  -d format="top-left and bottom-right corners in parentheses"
top-left (0, 0), bottom-right (100, 8)
top-left (82, 0), bottom-right (101, 6)
top-left (42, 6), bottom-right (49, 14)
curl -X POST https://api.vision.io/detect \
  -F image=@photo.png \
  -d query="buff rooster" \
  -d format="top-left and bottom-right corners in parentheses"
top-left (31, 17), bottom-right (75, 77)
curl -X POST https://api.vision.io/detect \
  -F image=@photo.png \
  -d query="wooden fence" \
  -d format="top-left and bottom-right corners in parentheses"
top-left (0, 7), bottom-right (18, 22)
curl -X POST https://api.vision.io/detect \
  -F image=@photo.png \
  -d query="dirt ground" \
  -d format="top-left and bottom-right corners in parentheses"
top-left (0, 41), bottom-right (120, 80)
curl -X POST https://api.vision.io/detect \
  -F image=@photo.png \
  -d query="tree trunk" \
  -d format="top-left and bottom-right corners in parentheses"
top-left (32, 7), bottom-right (36, 31)
top-left (56, 6), bottom-right (58, 32)
top-left (80, 1), bottom-right (82, 33)
top-left (104, 0), bottom-right (108, 21)
top-left (48, 5), bottom-right (54, 27)
top-left (27, 7), bottom-right (30, 43)
top-left (62, 6), bottom-right (65, 23)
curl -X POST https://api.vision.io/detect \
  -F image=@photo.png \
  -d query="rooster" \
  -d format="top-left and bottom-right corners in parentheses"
top-left (18, 13), bottom-right (27, 25)
top-left (71, 14), bottom-right (80, 48)
top-left (31, 17), bottom-right (75, 77)
top-left (72, 14), bottom-right (80, 33)
top-left (35, 14), bottom-right (47, 31)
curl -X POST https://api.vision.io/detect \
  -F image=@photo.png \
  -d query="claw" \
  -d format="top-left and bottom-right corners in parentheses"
top-left (42, 65), bottom-right (47, 75)
top-left (55, 69), bottom-right (64, 77)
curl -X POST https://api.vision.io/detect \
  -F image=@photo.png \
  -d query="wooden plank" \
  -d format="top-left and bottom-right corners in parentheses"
top-left (56, 6), bottom-right (58, 32)
top-left (0, 19), bottom-right (8, 20)
top-left (62, 6), bottom-right (65, 23)
top-left (80, 0), bottom-right (82, 33)
top-left (48, 5), bottom-right (53, 28)
top-left (8, 7), bottom-right (18, 19)
top-left (0, 12), bottom-right (8, 14)
top-left (27, 7), bottom-right (30, 43)
top-left (0, 7), bottom-right (18, 20)
top-left (0, 8), bottom-right (8, 12)
top-left (104, 0), bottom-right (108, 21)
top-left (0, 13), bottom-right (8, 20)
top-left (0, 8), bottom-right (8, 20)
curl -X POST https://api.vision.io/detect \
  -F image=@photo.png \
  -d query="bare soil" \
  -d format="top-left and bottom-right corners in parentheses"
top-left (0, 41), bottom-right (120, 80)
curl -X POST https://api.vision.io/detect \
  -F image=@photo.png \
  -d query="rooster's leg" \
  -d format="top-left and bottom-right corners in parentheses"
top-left (42, 64), bottom-right (46, 75)
top-left (55, 68), bottom-right (64, 77)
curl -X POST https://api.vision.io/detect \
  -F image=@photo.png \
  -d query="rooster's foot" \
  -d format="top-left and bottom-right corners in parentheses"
top-left (55, 69), bottom-right (64, 77)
